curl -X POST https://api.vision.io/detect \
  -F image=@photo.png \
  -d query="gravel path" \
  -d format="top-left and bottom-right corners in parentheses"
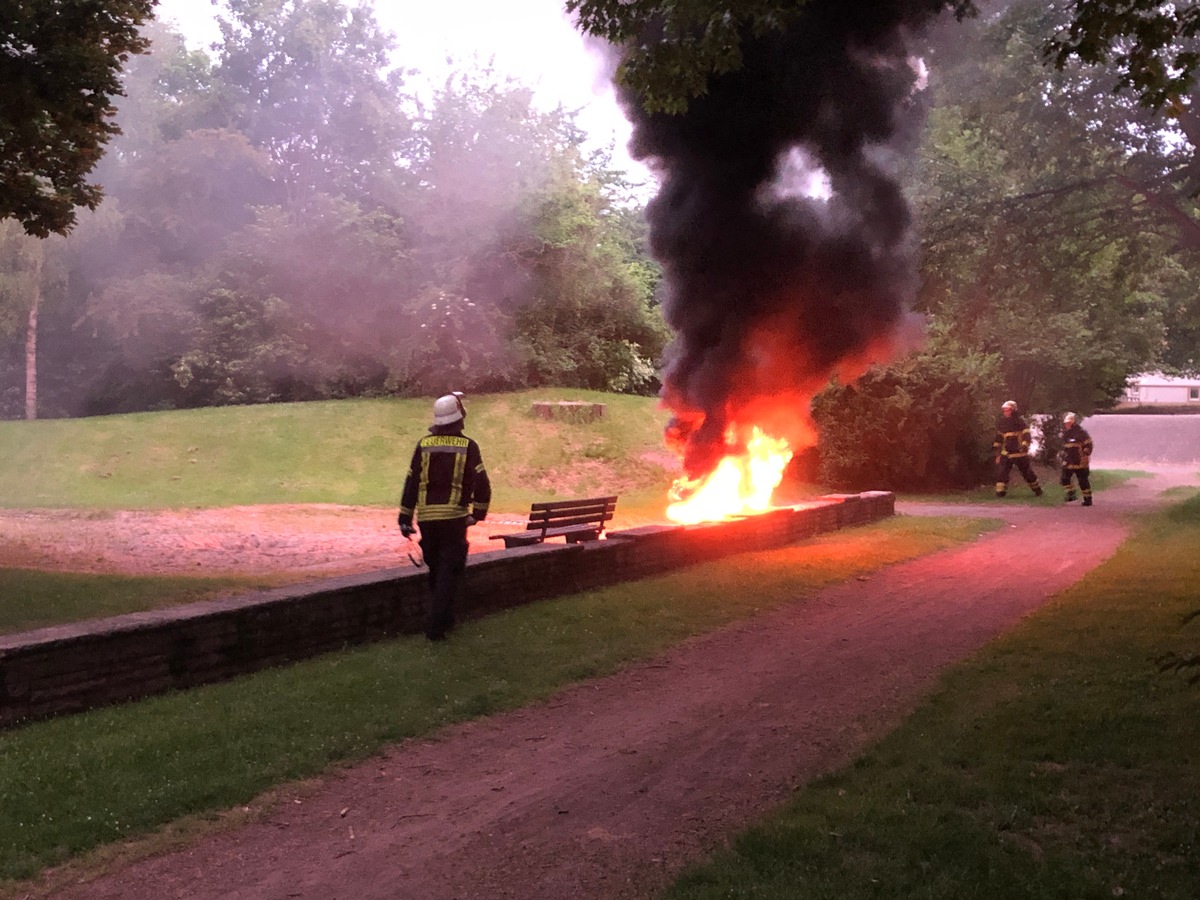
top-left (0, 506), bottom-right (625, 578)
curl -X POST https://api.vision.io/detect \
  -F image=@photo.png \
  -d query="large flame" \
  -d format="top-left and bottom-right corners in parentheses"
top-left (667, 427), bottom-right (793, 525)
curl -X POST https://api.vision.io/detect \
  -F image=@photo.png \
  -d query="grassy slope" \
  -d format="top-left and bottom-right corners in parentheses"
top-left (0, 391), bottom-right (673, 634)
top-left (0, 390), bottom-right (673, 513)
top-left (667, 492), bottom-right (1200, 900)
top-left (0, 391), bottom-right (1142, 513)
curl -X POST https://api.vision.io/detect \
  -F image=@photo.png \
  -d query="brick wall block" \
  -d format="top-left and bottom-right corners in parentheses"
top-left (1, 493), bottom-right (893, 728)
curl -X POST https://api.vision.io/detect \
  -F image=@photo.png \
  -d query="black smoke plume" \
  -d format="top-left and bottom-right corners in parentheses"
top-left (621, 0), bottom-right (958, 482)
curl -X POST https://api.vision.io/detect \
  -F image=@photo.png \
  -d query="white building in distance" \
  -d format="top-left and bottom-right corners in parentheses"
top-left (1122, 371), bottom-right (1200, 406)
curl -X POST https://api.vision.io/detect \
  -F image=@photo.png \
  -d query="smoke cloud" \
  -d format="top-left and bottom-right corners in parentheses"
top-left (620, 0), bottom-right (952, 480)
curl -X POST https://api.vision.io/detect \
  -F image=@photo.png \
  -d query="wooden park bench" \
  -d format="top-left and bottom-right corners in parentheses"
top-left (490, 495), bottom-right (618, 549)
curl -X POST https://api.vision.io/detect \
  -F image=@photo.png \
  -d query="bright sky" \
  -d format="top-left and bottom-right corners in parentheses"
top-left (152, 0), bottom-right (653, 187)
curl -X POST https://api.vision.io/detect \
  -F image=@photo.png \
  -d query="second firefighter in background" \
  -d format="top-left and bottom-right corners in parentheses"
top-left (1060, 412), bottom-right (1094, 506)
top-left (993, 400), bottom-right (1043, 498)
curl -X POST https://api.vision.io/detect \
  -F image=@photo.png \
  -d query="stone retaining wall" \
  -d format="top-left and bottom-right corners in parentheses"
top-left (0, 492), bottom-right (893, 729)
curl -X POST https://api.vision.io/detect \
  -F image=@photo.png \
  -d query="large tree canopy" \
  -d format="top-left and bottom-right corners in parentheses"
top-left (0, 0), bottom-right (155, 237)
top-left (1046, 0), bottom-right (1200, 111)
top-left (0, 4), bottom-right (667, 418)
top-left (570, 0), bottom-right (1200, 116)
top-left (567, 0), bottom-right (976, 113)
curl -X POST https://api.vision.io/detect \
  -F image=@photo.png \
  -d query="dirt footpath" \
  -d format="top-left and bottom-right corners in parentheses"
top-left (41, 468), bottom-right (1194, 900)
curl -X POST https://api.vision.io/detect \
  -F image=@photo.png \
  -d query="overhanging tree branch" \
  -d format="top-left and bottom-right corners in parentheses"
top-left (0, 0), bottom-right (154, 237)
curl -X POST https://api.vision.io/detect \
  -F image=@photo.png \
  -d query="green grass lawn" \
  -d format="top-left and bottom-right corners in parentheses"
top-left (665, 491), bottom-right (1200, 900)
top-left (4, 391), bottom-right (1140, 516)
top-left (0, 390), bottom-right (674, 514)
top-left (0, 515), bottom-right (991, 889)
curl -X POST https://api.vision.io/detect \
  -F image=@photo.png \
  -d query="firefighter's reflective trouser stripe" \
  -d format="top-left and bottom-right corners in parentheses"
top-left (1060, 466), bottom-right (1092, 501)
top-left (996, 455), bottom-right (1041, 496)
top-left (419, 518), bottom-right (468, 639)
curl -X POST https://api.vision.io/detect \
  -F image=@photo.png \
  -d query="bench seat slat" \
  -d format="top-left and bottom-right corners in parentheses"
top-left (496, 524), bottom-right (600, 548)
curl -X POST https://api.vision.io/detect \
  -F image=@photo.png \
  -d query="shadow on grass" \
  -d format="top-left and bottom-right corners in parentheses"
top-left (0, 570), bottom-right (282, 636)
top-left (894, 468), bottom-right (1150, 506)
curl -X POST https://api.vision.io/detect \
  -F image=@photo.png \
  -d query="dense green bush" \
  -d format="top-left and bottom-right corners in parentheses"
top-left (812, 336), bottom-right (1002, 491)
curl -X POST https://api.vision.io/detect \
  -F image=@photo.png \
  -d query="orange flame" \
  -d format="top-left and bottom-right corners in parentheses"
top-left (667, 427), bottom-right (793, 525)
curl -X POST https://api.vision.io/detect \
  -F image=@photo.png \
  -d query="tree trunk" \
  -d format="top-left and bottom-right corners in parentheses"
top-left (25, 292), bottom-right (39, 420)
top-left (24, 253), bottom-right (42, 421)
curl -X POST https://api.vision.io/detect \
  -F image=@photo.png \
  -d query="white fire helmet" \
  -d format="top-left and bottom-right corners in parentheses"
top-left (1001, 400), bottom-right (1017, 411)
top-left (431, 392), bottom-right (465, 426)
top-left (1063, 411), bottom-right (1077, 425)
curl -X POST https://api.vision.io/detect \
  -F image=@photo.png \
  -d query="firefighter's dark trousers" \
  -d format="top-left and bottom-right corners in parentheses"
top-left (419, 518), bottom-right (469, 639)
top-left (996, 455), bottom-right (1041, 496)
top-left (1060, 466), bottom-right (1092, 503)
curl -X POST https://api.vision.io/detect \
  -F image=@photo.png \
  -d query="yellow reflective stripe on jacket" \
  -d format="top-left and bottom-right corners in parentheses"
top-left (449, 450), bottom-right (467, 508)
top-left (415, 434), bottom-right (473, 519)
top-left (417, 453), bottom-right (428, 509)
top-left (1062, 437), bottom-right (1093, 468)
top-left (417, 503), bottom-right (474, 522)
top-left (997, 428), bottom-right (1030, 456)
top-left (398, 431), bottom-right (489, 526)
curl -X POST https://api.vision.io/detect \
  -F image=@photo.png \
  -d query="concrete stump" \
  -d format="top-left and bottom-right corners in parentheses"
top-left (531, 401), bottom-right (606, 423)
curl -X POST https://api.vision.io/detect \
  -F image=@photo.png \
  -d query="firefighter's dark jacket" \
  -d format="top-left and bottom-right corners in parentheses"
top-left (1061, 423), bottom-right (1094, 469)
top-left (398, 423), bottom-right (491, 527)
top-left (993, 413), bottom-right (1032, 458)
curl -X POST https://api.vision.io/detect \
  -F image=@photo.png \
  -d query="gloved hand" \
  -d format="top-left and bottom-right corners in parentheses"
top-left (400, 522), bottom-right (415, 538)
top-left (465, 516), bottom-right (477, 527)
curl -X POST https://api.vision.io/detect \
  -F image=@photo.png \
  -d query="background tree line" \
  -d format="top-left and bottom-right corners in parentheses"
top-left (4, 0), bottom-right (1200, 495)
top-left (814, 0), bottom-right (1200, 489)
top-left (0, 0), bottom-right (668, 418)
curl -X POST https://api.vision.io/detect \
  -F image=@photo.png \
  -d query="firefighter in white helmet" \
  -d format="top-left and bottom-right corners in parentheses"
top-left (992, 400), bottom-right (1043, 498)
top-left (1059, 412), bottom-right (1094, 506)
top-left (398, 392), bottom-right (491, 640)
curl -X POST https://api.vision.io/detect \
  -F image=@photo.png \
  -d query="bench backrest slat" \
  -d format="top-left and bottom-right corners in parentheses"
top-left (523, 495), bottom-right (617, 536)
top-left (529, 496), bottom-right (617, 514)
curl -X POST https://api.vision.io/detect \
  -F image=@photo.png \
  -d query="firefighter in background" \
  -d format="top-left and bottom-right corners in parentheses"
top-left (993, 400), bottom-right (1044, 498)
top-left (399, 392), bottom-right (491, 641)
top-left (1059, 411), bottom-right (1094, 506)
